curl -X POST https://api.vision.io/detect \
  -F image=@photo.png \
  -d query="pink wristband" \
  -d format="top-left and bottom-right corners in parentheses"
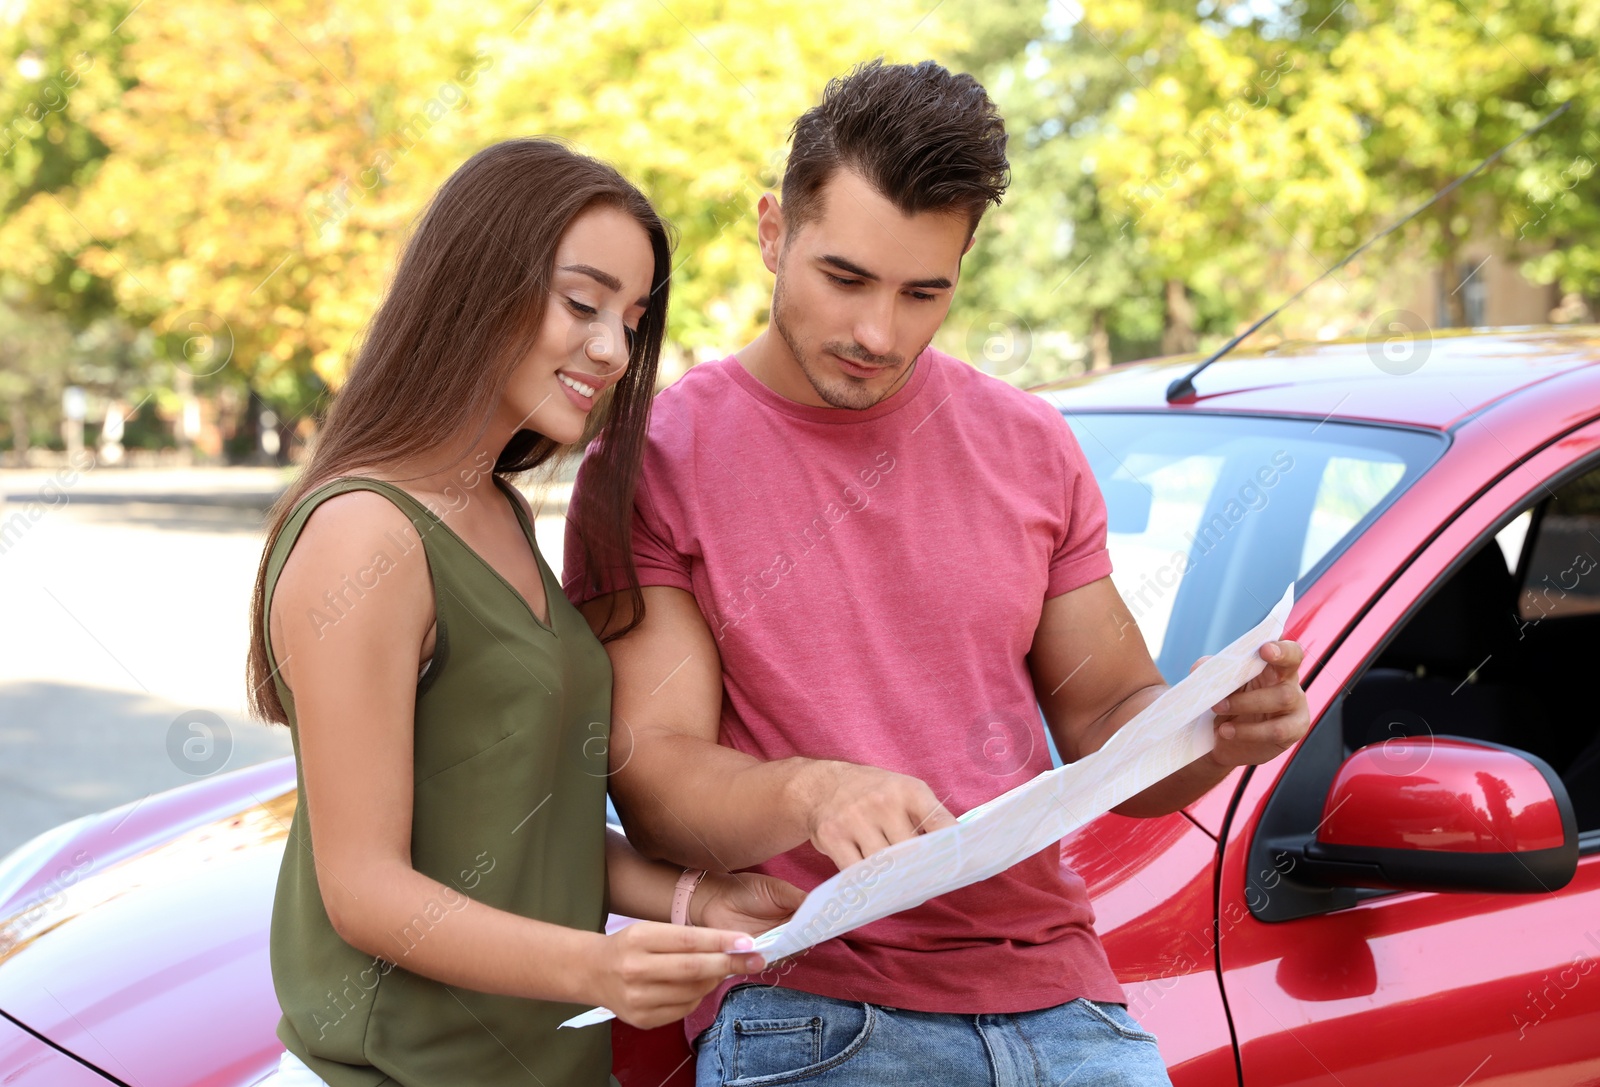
top-left (671, 868), bottom-right (707, 926)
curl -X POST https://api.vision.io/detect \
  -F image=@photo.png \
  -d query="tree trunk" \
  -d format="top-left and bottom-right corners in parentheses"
top-left (1090, 308), bottom-right (1111, 370)
top-left (1439, 254), bottom-right (1466, 328)
top-left (8, 403), bottom-right (28, 462)
top-left (1162, 279), bottom-right (1198, 355)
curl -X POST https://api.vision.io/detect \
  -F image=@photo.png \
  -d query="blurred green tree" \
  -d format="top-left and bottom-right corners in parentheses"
top-left (944, 4), bottom-right (1166, 384)
top-left (949, 0), bottom-right (1599, 384)
top-left (0, 0), bottom-right (957, 427)
top-left (4, 0), bottom-right (1598, 426)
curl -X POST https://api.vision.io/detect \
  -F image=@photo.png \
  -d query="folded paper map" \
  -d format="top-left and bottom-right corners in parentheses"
top-left (561, 583), bottom-right (1295, 1029)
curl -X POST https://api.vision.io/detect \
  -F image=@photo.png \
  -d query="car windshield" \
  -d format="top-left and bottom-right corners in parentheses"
top-left (1063, 411), bottom-right (1447, 684)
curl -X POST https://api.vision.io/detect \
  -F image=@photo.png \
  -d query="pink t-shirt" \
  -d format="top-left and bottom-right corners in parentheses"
top-left (563, 348), bottom-right (1127, 1041)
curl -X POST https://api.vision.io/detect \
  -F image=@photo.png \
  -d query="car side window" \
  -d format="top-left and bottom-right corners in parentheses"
top-left (1515, 471), bottom-right (1600, 622)
top-left (1511, 465), bottom-right (1600, 833)
top-left (1341, 460), bottom-right (1600, 835)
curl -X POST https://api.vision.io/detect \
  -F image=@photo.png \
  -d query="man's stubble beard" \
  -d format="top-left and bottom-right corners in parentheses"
top-left (770, 259), bottom-right (922, 411)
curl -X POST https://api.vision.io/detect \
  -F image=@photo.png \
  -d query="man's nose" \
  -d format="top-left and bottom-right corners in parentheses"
top-left (852, 298), bottom-right (896, 359)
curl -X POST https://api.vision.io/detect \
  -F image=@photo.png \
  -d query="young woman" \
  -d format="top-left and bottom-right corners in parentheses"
top-left (246, 140), bottom-right (800, 1087)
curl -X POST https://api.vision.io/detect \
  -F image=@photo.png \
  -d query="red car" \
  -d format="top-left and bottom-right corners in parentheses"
top-left (3, 327), bottom-right (1598, 1086)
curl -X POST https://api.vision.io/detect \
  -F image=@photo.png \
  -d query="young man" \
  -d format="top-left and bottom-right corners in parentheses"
top-left (564, 59), bottom-right (1309, 1086)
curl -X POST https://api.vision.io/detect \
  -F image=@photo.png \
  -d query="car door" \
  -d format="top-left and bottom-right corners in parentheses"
top-left (1216, 418), bottom-right (1600, 1086)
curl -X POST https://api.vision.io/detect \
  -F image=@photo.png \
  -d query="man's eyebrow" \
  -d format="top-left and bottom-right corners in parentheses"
top-left (819, 254), bottom-right (952, 291)
top-left (560, 263), bottom-right (651, 308)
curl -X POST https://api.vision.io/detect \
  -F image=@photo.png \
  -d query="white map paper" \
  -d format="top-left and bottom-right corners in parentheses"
top-left (561, 584), bottom-right (1294, 1029)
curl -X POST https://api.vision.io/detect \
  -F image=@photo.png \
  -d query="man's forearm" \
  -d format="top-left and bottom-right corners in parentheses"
top-left (612, 731), bottom-right (827, 871)
top-left (621, 681), bottom-right (1232, 870)
top-left (1072, 681), bottom-right (1235, 818)
top-left (1111, 747), bottom-right (1234, 817)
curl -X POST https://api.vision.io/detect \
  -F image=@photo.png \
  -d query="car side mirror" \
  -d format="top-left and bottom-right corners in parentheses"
top-left (1295, 736), bottom-right (1578, 894)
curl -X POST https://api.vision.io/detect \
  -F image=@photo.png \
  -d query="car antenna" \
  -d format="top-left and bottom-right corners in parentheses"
top-left (1164, 99), bottom-right (1572, 403)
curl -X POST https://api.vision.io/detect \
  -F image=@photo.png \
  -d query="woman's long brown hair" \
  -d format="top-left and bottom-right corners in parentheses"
top-left (246, 138), bottom-right (669, 725)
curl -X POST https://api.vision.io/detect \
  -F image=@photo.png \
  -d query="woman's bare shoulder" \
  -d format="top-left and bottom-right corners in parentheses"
top-left (271, 488), bottom-right (432, 618)
top-left (292, 484), bottom-right (419, 547)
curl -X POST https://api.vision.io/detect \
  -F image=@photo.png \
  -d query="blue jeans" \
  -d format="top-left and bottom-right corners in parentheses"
top-left (693, 984), bottom-right (1173, 1086)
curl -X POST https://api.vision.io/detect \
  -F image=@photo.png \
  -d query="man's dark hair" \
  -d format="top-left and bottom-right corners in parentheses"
top-left (781, 58), bottom-right (1009, 237)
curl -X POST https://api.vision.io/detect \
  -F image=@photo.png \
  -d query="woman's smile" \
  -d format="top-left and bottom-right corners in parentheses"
top-left (557, 369), bottom-right (601, 408)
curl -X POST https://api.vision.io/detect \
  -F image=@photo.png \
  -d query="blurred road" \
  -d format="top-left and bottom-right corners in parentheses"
top-left (0, 465), bottom-right (569, 855)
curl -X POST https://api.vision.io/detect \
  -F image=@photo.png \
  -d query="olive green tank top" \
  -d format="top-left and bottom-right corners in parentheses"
top-left (262, 475), bottom-right (614, 1087)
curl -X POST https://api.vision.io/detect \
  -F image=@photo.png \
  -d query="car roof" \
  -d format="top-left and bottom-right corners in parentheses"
top-left (1031, 325), bottom-right (1600, 430)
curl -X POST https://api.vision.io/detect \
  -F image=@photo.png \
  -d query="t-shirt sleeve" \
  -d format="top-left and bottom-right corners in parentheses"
top-left (561, 449), bottom-right (694, 608)
top-left (1046, 411), bottom-right (1113, 599)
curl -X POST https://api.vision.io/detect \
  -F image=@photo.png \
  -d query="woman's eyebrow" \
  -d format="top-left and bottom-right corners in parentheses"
top-left (560, 263), bottom-right (649, 308)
